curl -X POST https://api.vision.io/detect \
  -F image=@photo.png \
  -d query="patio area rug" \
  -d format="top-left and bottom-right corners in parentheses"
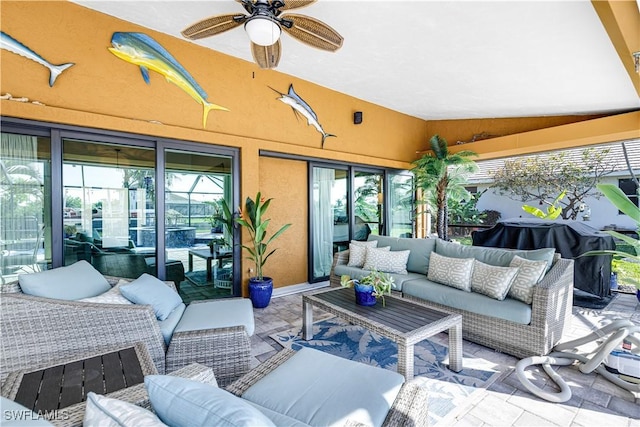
top-left (270, 317), bottom-right (503, 426)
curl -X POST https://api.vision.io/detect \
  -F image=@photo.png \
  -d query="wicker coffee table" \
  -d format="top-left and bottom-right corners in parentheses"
top-left (303, 287), bottom-right (463, 379)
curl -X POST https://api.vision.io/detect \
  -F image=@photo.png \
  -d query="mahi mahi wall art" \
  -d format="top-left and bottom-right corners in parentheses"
top-left (1, 31), bottom-right (75, 87)
top-left (108, 32), bottom-right (229, 128)
top-left (271, 84), bottom-right (335, 148)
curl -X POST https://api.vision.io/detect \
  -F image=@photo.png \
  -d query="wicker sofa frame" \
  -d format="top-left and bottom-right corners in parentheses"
top-left (330, 250), bottom-right (574, 359)
top-left (0, 276), bottom-right (250, 387)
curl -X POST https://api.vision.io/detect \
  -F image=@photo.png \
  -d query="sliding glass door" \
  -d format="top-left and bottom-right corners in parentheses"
top-left (354, 170), bottom-right (383, 238)
top-left (388, 172), bottom-right (414, 237)
top-left (164, 149), bottom-right (236, 299)
top-left (2, 119), bottom-right (239, 300)
top-left (310, 165), bottom-right (402, 282)
top-left (62, 139), bottom-right (157, 281)
top-left (0, 133), bottom-right (52, 283)
top-left (310, 166), bottom-right (348, 281)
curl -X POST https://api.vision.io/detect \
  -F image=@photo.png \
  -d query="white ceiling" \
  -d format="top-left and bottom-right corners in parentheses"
top-left (71, 0), bottom-right (640, 121)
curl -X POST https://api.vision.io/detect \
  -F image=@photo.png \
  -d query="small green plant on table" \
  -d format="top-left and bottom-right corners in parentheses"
top-left (341, 270), bottom-right (394, 306)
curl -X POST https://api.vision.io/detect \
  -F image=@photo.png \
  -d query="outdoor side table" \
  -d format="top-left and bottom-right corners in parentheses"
top-left (1, 342), bottom-right (157, 414)
top-left (188, 247), bottom-right (232, 282)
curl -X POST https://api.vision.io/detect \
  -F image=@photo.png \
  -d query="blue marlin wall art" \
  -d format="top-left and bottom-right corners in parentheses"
top-left (271, 84), bottom-right (335, 148)
top-left (108, 32), bottom-right (228, 128)
top-left (1, 31), bottom-right (74, 87)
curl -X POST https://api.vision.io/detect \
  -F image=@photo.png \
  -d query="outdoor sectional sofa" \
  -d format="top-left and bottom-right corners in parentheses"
top-left (330, 235), bottom-right (574, 358)
top-left (0, 262), bottom-right (253, 387)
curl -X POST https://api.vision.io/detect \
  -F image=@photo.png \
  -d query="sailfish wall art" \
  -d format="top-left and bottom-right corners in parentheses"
top-left (1, 31), bottom-right (74, 87)
top-left (108, 32), bottom-right (228, 128)
top-left (271, 84), bottom-right (335, 148)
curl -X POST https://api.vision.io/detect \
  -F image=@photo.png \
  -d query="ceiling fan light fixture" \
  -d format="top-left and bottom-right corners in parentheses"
top-left (245, 15), bottom-right (281, 46)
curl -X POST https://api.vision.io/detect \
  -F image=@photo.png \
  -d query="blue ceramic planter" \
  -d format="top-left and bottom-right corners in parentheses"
top-left (354, 282), bottom-right (377, 306)
top-left (249, 277), bottom-right (273, 308)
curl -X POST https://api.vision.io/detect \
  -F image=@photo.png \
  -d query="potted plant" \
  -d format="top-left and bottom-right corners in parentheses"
top-left (212, 199), bottom-right (235, 244)
top-left (205, 200), bottom-right (224, 233)
top-left (63, 224), bottom-right (77, 238)
top-left (236, 192), bottom-right (291, 308)
top-left (208, 236), bottom-right (227, 254)
top-left (341, 270), bottom-right (394, 307)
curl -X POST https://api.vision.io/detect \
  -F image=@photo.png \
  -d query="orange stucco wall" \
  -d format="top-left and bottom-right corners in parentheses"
top-left (258, 157), bottom-right (308, 288)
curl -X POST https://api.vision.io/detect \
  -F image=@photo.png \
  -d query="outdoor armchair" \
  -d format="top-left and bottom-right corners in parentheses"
top-left (0, 276), bottom-right (251, 387)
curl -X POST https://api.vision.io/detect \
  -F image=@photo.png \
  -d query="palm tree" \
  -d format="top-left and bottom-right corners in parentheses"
top-left (411, 135), bottom-right (477, 240)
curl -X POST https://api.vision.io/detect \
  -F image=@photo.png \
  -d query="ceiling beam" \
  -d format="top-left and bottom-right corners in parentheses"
top-left (591, 0), bottom-right (640, 96)
top-left (448, 111), bottom-right (640, 160)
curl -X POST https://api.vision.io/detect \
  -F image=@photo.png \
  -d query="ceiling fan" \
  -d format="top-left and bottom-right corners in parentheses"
top-left (181, 0), bottom-right (343, 69)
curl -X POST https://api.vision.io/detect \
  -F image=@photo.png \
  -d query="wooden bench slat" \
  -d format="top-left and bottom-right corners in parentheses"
top-left (119, 347), bottom-right (144, 387)
top-left (83, 355), bottom-right (105, 395)
top-left (102, 351), bottom-right (125, 393)
top-left (34, 365), bottom-right (63, 412)
top-left (13, 371), bottom-right (44, 411)
top-left (59, 360), bottom-right (84, 409)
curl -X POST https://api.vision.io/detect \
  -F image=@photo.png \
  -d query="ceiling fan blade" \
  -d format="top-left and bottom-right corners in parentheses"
top-left (281, 14), bottom-right (343, 51)
top-left (235, 0), bottom-right (256, 14)
top-left (251, 40), bottom-right (281, 69)
top-left (182, 13), bottom-right (245, 40)
top-left (278, 0), bottom-right (317, 12)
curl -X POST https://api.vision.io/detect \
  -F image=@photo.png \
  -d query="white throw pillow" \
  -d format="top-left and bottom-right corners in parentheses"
top-left (18, 260), bottom-right (110, 300)
top-left (79, 279), bottom-right (133, 305)
top-left (363, 247), bottom-right (410, 274)
top-left (508, 255), bottom-right (548, 304)
top-left (347, 240), bottom-right (378, 268)
top-left (427, 252), bottom-right (475, 291)
top-left (83, 392), bottom-right (167, 426)
top-left (471, 260), bottom-right (520, 300)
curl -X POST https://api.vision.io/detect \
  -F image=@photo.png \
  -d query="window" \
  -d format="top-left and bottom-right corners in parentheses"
top-left (619, 178), bottom-right (639, 208)
top-left (308, 164), bottom-right (410, 282)
top-left (2, 119), bottom-right (239, 301)
top-left (0, 133), bottom-right (52, 281)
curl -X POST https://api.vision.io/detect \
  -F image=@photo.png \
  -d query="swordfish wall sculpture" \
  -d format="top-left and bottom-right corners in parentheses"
top-left (271, 84), bottom-right (336, 148)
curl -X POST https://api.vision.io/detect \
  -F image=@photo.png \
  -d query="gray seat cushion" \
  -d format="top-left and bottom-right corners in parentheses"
top-left (173, 298), bottom-right (254, 336)
top-left (402, 278), bottom-right (532, 324)
top-left (247, 402), bottom-right (310, 427)
top-left (241, 347), bottom-right (404, 427)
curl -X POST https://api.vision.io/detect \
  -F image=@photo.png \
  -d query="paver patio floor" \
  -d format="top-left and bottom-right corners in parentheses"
top-left (250, 287), bottom-right (640, 426)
